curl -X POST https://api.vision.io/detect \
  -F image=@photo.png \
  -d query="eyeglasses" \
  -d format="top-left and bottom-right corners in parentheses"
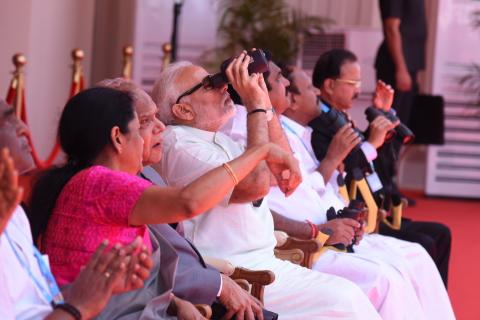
top-left (175, 75), bottom-right (219, 104)
top-left (335, 78), bottom-right (362, 89)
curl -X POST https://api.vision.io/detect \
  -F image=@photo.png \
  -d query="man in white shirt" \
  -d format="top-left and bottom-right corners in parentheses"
top-left (152, 54), bottom-right (381, 319)
top-left (266, 66), bottom-right (454, 319)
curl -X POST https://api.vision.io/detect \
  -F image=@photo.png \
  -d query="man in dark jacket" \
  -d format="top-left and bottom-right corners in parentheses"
top-left (309, 49), bottom-right (451, 287)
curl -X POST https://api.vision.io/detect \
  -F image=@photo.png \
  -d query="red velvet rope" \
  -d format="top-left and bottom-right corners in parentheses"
top-left (6, 75), bottom-right (84, 169)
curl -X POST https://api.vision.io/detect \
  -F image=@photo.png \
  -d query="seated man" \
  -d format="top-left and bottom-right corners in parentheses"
top-left (0, 98), bottom-right (201, 320)
top-left (151, 53), bottom-right (381, 319)
top-left (310, 49), bottom-right (451, 287)
top-left (100, 78), bottom-right (266, 320)
top-left (269, 66), bottom-right (454, 319)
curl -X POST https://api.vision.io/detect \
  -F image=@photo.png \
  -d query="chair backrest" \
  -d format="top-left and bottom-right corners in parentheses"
top-left (348, 170), bottom-right (378, 234)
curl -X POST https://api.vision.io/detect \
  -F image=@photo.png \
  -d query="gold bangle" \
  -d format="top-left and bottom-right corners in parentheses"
top-left (222, 162), bottom-right (239, 185)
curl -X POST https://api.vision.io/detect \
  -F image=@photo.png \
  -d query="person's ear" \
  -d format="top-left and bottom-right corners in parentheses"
top-left (172, 103), bottom-right (195, 122)
top-left (289, 93), bottom-right (300, 111)
top-left (110, 126), bottom-right (124, 153)
top-left (323, 79), bottom-right (335, 96)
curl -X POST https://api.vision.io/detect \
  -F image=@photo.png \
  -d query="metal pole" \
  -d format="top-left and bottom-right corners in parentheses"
top-left (170, 0), bottom-right (184, 62)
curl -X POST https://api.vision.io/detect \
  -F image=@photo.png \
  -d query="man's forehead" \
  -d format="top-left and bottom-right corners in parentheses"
top-left (269, 61), bottom-right (280, 76)
top-left (0, 100), bottom-right (10, 112)
top-left (0, 101), bottom-right (14, 119)
top-left (135, 96), bottom-right (158, 116)
top-left (340, 61), bottom-right (361, 77)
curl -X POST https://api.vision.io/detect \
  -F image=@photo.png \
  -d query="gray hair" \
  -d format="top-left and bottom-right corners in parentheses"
top-left (96, 77), bottom-right (147, 105)
top-left (151, 61), bottom-right (193, 125)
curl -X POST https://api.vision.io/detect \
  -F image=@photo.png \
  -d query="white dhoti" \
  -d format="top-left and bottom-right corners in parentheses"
top-left (313, 246), bottom-right (428, 320)
top-left (248, 257), bottom-right (381, 320)
top-left (354, 234), bottom-right (456, 320)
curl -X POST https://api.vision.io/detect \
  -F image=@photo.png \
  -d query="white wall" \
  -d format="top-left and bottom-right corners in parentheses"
top-left (288, 0), bottom-right (381, 28)
top-left (0, 0), bottom-right (32, 99)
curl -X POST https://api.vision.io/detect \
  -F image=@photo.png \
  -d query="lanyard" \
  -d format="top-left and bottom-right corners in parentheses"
top-left (281, 119), bottom-right (317, 162)
top-left (5, 231), bottom-right (64, 306)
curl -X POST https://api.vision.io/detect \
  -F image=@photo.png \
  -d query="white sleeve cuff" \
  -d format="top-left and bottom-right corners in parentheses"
top-left (217, 273), bottom-right (223, 297)
top-left (360, 141), bottom-right (378, 162)
top-left (309, 171), bottom-right (326, 193)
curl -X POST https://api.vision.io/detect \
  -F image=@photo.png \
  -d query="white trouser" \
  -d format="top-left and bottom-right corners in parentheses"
top-left (247, 256), bottom-right (381, 320)
top-left (355, 234), bottom-right (456, 320)
top-left (313, 247), bottom-right (426, 319)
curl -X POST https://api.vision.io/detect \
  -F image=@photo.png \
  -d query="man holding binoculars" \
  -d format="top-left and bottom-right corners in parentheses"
top-left (309, 48), bottom-right (451, 288)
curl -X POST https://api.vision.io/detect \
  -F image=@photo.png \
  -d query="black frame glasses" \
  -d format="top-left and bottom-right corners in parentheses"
top-left (175, 76), bottom-right (214, 104)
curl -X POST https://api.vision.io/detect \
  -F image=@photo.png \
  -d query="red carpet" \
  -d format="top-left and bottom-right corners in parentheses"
top-left (402, 191), bottom-right (480, 320)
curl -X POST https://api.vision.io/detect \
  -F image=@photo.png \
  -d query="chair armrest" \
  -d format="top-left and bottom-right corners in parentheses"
top-left (231, 267), bottom-right (275, 303)
top-left (274, 248), bottom-right (304, 266)
top-left (275, 236), bottom-right (323, 269)
top-left (204, 256), bottom-right (275, 303)
top-left (195, 304), bottom-right (212, 319)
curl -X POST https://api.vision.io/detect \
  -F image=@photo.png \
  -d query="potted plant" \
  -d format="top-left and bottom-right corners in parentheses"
top-left (203, 0), bottom-right (332, 67)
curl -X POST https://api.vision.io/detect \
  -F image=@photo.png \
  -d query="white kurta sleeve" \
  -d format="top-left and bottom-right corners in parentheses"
top-left (0, 239), bottom-right (15, 320)
top-left (360, 141), bottom-right (378, 162)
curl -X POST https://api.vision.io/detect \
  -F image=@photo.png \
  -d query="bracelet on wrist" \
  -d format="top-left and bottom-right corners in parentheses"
top-left (305, 219), bottom-right (319, 239)
top-left (222, 162), bottom-right (239, 185)
top-left (247, 108), bottom-right (267, 116)
top-left (247, 108), bottom-right (274, 121)
top-left (54, 303), bottom-right (82, 320)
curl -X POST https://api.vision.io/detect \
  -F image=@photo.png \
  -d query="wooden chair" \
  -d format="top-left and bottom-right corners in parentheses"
top-left (348, 169), bottom-right (379, 234)
top-left (347, 169), bottom-right (405, 233)
top-left (204, 257), bottom-right (275, 303)
top-left (274, 231), bottom-right (325, 269)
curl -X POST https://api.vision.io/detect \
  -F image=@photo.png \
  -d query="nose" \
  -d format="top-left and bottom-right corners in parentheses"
top-left (154, 118), bottom-right (166, 133)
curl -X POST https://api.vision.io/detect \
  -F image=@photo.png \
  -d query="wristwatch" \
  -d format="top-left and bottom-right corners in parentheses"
top-left (247, 108), bottom-right (274, 121)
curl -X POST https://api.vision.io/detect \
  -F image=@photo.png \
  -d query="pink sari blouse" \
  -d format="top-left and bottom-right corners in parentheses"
top-left (42, 165), bottom-right (152, 286)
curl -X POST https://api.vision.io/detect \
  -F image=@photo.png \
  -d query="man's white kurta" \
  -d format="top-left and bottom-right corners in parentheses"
top-left (0, 206), bottom-right (53, 319)
top-left (272, 114), bottom-right (454, 320)
top-left (155, 124), bottom-right (381, 319)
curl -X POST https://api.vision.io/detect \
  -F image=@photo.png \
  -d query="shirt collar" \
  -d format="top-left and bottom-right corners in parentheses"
top-left (280, 115), bottom-right (307, 137)
top-left (172, 124), bottom-right (217, 142)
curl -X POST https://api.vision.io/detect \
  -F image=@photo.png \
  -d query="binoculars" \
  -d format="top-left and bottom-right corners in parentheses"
top-left (203, 49), bottom-right (270, 89)
top-left (365, 107), bottom-right (415, 145)
top-left (316, 101), bottom-right (365, 148)
top-left (326, 200), bottom-right (367, 252)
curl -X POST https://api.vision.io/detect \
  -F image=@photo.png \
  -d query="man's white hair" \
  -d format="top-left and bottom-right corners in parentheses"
top-left (96, 77), bottom-right (148, 106)
top-left (151, 61), bottom-right (194, 125)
